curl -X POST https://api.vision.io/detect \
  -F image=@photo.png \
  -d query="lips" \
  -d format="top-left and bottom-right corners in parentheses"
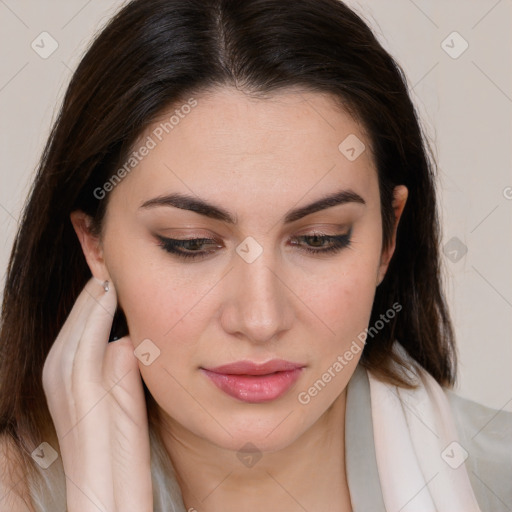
top-left (205, 359), bottom-right (305, 376)
top-left (201, 359), bottom-right (305, 403)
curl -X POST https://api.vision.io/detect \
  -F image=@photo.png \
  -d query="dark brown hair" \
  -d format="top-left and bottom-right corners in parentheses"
top-left (0, 0), bottom-right (456, 507)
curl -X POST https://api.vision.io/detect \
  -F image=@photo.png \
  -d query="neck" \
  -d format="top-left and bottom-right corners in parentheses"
top-left (157, 389), bottom-right (352, 512)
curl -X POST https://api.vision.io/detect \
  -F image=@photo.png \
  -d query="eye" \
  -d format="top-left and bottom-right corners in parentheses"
top-left (156, 235), bottom-right (223, 260)
top-left (289, 228), bottom-right (352, 255)
top-left (155, 228), bottom-right (352, 261)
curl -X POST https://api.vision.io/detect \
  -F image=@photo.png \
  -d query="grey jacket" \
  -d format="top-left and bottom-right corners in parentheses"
top-left (345, 364), bottom-right (512, 511)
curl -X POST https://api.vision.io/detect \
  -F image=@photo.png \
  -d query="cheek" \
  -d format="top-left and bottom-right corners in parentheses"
top-left (308, 263), bottom-right (377, 353)
top-left (299, 238), bottom-right (382, 372)
top-left (104, 233), bottom-right (213, 342)
top-left (107, 255), bottom-right (209, 416)
top-left (306, 239), bottom-right (381, 332)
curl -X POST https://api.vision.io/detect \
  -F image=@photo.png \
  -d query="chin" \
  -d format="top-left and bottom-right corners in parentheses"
top-left (200, 405), bottom-right (318, 453)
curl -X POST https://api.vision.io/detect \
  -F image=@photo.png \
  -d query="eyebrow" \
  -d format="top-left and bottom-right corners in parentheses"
top-left (139, 189), bottom-right (365, 224)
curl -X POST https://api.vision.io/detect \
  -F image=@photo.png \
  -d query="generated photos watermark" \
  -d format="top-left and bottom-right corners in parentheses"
top-left (297, 301), bottom-right (402, 405)
top-left (93, 97), bottom-right (198, 200)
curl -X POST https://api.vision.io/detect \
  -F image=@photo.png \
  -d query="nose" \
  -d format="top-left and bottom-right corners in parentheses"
top-left (219, 247), bottom-right (295, 345)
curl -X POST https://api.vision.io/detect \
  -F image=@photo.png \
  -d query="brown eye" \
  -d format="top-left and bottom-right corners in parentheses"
top-left (156, 236), bottom-right (223, 260)
top-left (289, 228), bottom-right (352, 255)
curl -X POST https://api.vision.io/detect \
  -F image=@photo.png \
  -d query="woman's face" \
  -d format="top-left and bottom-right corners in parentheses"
top-left (80, 87), bottom-right (405, 453)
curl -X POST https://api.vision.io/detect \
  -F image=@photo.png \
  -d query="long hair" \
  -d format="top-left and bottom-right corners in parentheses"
top-left (0, 0), bottom-right (456, 509)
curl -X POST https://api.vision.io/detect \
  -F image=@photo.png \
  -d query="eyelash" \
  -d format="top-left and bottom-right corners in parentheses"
top-left (155, 229), bottom-right (352, 261)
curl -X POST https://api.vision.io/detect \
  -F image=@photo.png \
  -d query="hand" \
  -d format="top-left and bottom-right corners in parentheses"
top-left (42, 277), bottom-right (153, 512)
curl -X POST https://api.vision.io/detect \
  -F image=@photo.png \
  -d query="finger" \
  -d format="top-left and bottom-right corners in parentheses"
top-left (51, 277), bottom-right (108, 355)
top-left (72, 279), bottom-right (118, 383)
top-left (106, 338), bottom-right (153, 511)
top-left (103, 337), bottom-right (139, 388)
top-left (44, 277), bottom-right (108, 384)
top-left (59, 278), bottom-right (113, 374)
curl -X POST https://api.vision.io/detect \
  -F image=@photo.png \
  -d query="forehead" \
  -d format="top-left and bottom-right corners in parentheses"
top-left (111, 87), bottom-right (377, 210)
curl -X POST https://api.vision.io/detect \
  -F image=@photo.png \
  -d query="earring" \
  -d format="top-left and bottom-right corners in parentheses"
top-left (102, 280), bottom-right (110, 293)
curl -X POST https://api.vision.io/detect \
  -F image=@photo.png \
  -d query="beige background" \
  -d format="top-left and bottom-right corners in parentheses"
top-left (0, 0), bottom-right (511, 411)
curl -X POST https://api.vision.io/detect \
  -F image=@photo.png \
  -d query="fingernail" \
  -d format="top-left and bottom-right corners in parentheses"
top-left (102, 280), bottom-right (110, 293)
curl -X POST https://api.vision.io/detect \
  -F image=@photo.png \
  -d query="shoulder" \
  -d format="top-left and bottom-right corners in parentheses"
top-left (446, 389), bottom-right (512, 457)
top-left (445, 390), bottom-right (512, 511)
top-left (0, 434), bottom-right (35, 511)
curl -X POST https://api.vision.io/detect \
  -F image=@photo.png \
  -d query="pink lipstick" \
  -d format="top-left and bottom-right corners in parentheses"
top-left (201, 359), bottom-right (305, 403)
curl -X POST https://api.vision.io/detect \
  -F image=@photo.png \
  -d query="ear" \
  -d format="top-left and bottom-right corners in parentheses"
top-left (70, 210), bottom-right (111, 281)
top-left (376, 185), bottom-right (408, 286)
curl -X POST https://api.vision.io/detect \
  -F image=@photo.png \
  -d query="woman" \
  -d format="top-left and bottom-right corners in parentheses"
top-left (0, 0), bottom-right (510, 510)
